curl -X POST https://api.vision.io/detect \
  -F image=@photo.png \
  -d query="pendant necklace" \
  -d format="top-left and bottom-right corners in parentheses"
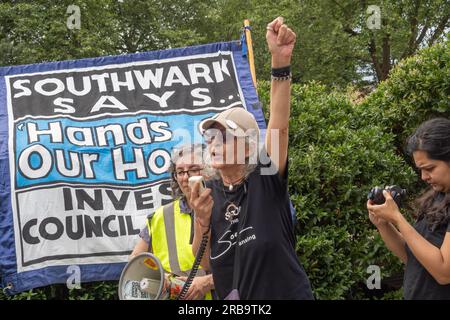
top-left (222, 176), bottom-right (247, 222)
top-left (224, 175), bottom-right (245, 191)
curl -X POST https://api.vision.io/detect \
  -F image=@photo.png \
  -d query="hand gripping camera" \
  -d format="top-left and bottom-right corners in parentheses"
top-left (367, 185), bottom-right (406, 208)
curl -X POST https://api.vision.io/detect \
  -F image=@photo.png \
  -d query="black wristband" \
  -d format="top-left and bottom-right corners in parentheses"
top-left (271, 66), bottom-right (291, 77)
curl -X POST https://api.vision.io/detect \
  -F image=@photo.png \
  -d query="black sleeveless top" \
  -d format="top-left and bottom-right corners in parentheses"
top-left (404, 192), bottom-right (450, 299)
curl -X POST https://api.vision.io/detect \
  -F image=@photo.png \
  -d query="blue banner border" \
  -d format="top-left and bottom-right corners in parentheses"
top-left (0, 41), bottom-right (263, 294)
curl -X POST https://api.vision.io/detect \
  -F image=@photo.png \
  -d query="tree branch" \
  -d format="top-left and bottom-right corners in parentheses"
top-left (405, 0), bottom-right (421, 57)
top-left (428, 13), bottom-right (450, 45)
top-left (331, 0), bottom-right (361, 37)
top-left (381, 32), bottom-right (391, 81)
top-left (414, 18), bottom-right (431, 48)
top-left (343, 27), bottom-right (360, 37)
top-left (368, 34), bottom-right (382, 82)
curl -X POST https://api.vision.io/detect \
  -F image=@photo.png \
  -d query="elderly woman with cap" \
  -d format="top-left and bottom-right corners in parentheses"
top-left (190, 17), bottom-right (313, 300)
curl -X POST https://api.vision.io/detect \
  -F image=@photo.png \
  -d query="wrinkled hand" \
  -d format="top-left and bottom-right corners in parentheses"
top-left (189, 180), bottom-right (213, 226)
top-left (177, 275), bottom-right (211, 300)
top-left (266, 16), bottom-right (296, 66)
top-left (366, 190), bottom-right (402, 225)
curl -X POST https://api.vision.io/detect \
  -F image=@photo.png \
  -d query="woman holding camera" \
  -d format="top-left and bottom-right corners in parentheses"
top-left (189, 17), bottom-right (313, 300)
top-left (367, 118), bottom-right (450, 299)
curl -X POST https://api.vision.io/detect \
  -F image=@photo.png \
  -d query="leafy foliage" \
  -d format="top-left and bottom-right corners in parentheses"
top-left (0, 0), bottom-right (210, 65)
top-left (259, 80), bottom-right (417, 299)
top-left (360, 38), bottom-right (450, 153)
top-left (1, 0), bottom-right (448, 86)
top-left (0, 281), bottom-right (118, 300)
top-left (0, 1), bottom-right (448, 300)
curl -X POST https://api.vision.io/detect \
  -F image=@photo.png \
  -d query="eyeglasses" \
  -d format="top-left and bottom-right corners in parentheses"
top-left (175, 168), bottom-right (202, 178)
top-left (203, 129), bottom-right (235, 145)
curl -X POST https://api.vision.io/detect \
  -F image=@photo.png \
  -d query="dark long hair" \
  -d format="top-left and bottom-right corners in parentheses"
top-left (406, 117), bottom-right (450, 228)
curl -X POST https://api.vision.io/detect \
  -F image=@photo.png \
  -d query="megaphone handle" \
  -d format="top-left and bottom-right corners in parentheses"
top-left (177, 230), bottom-right (210, 300)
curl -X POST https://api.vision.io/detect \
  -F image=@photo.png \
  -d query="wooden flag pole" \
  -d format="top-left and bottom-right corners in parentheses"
top-left (244, 19), bottom-right (257, 89)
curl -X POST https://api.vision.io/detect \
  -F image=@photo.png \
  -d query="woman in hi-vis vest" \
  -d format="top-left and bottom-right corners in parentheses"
top-left (130, 144), bottom-right (214, 300)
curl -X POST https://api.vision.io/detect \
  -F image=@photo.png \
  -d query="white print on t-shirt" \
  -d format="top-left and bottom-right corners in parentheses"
top-left (210, 226), bottom-right (255, 260)
top-left (238, 234), bottom-right (256, 246)
top-left (225, 204), bottom-right (241, 222)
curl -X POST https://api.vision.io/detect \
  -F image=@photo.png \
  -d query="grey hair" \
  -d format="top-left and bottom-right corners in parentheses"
top-left (169, 144), bottom-right (212, 201)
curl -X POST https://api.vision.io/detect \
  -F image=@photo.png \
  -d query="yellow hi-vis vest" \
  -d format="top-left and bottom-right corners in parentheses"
top-left (147, 199), bottom-right (212, 300)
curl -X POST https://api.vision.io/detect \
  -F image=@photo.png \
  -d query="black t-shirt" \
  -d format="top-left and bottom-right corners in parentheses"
top-left (404, 193), bottom-right (450, 300)
top-left (206, 155), bottom-right (313, 300)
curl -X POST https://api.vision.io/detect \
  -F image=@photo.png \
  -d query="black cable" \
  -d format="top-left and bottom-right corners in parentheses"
top-left (177, 228), bottom-right (210, 300)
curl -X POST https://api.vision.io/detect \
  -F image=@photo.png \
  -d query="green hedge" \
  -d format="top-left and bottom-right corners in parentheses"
top-left (0, 281), bottom-right (118, 300)
top-left (1, 38), bottom-right (448, 300)
top-left (359, 38), bottom-right (450, 153)
top-left (258, 81), bottom-right (416, 299)
top-left (261, 37), bottom-right (447, 299)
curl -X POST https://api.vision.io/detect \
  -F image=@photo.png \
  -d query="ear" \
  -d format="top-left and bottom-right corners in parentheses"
top-left (245, 139), bottom-right (257, 160)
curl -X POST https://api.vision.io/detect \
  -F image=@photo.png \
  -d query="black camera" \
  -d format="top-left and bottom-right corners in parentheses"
top-left (367, 185), bottom-right (406, 208)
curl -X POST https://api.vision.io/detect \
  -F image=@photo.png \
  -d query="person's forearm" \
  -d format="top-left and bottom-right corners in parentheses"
top-left (192, 218), bottom-right (211, 271)
top-left (266, 57), bottom-right (291, 176)
top-left (130, 238), bottom-right (150, 259)
top-left (268, 78), bottom-right (291, 128)
top-left (376, 222), bottom-right (407, 263)
top-left (268, 55), bottom-right (291, 128)
top-left (395, 215), bottom-right (450, 284)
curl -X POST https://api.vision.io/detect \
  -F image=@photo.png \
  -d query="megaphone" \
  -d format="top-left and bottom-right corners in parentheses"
top-left (119, 230), bottom-right (211, 300)
top-left (119, 252), bottom-right (184, 300)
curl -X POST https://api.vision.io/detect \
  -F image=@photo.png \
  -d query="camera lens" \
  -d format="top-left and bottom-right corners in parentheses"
top-left (368, 186), bottom-right (385, 205)
top-left (367, 185), bottom-right (406, 208)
